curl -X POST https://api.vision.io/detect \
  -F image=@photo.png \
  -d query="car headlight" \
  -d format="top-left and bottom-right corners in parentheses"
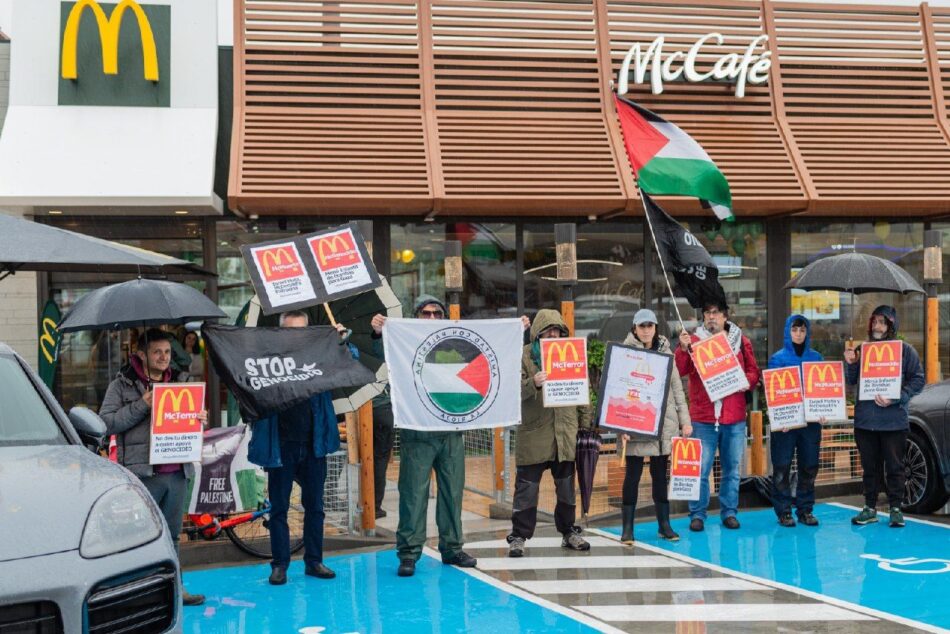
top-left (80, 484), bottom-right (163, 559)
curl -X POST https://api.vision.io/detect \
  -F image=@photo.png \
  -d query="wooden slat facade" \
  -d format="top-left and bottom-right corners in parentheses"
top-left (229, 0), bottom-right (950, 217)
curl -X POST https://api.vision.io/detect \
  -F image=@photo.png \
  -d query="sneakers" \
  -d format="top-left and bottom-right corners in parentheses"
top-left (778, 512), bottom-right (796, 528)
top-left (442, 551), bottom-right (477, 568)
top-left (507, 536), bottom-right (526, 558)
top-left (852, 506), bottom-right (879, 525)
top-left (561, 528), bottom-right (591, 551)
top-left (397, 559), bottom-right (415, 577)
top-left (889, 507), bottom-right (905, 528)
top-left (798, 512), bottom-right (819, 527)
top-left (723, 516), bottom-right (740, 530)
top-left (689, 517), bottom-right (705, 532)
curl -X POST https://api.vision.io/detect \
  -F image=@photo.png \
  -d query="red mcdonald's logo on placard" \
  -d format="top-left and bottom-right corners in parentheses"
top-left (766, 367), bottom-right (802, 406)
top-left (862, 341), bottom-right (901, 378)
top-left (255, 246), bottom-right (302, 282)
top-left (313, 232), bottom-right (360, 271)
top-left (543, 339), bottom-right (586, 380)
top-left (671, 437), bottom-right (700, 477)
top-left (153, 386), bottom-right (202, 434)
top-left (804, 362), bottom-right (843, 397)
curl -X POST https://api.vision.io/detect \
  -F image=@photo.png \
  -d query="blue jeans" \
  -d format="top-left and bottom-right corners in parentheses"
top-left (689, 421), bottom-right (746, 522)
top-left (266, 441), bottom-right (327, 569)
top-left (771, 423), bottom-right (821, 517)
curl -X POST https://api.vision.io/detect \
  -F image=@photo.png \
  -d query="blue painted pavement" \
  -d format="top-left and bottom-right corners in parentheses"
top-left (182, 550), bottom-right (601, 633)
top-left (603, 503), bottom-right (950, 630)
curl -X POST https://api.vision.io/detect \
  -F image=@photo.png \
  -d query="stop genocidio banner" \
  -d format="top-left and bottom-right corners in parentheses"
top-left (150, 383), bottom-right (205, 465)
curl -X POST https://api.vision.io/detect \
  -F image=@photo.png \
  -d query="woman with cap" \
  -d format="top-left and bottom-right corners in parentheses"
top-left (617, 309), bottom-right (692, 544)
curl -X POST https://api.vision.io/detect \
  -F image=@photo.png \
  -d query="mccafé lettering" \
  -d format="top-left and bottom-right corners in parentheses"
top-left (617, 33), bottom-right (771, 99)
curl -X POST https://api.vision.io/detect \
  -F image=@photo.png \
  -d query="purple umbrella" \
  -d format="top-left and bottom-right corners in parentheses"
top-left (575, 428), bottom-right (602, 519)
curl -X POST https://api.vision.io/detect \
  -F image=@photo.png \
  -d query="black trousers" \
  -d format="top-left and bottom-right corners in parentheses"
top-left (855, 428), bottom-right (907, 509)
top-left (510, 460), bottom-right (577, 539)
top-left (372, 403), bottom-right (395, 511)
top-left (622, 455), bottom-right (669, 507)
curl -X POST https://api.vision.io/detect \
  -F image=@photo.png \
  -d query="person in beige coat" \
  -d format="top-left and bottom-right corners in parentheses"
top-left (618, 309), bottom-right (692, 544)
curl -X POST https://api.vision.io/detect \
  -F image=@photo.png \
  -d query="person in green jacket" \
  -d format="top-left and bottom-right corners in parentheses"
top-left (507, 308), bottom-right (593, 557)
top-left (372, 295), bottom-right (477, 578)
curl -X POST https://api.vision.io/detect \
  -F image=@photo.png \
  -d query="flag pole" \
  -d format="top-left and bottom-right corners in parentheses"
top-left (639, 186), bottom-right (686, 332)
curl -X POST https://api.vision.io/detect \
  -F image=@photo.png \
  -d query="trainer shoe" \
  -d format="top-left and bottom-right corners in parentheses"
top-left (778, 512), bottom-right (796, 528)
top-left (851, 506), bottom-right (878, 525)
top-left (889, 507), bottom-right (905, 528)
top-left (561, 528), bottom-right (591, 551)
top-left (442, 551), bottom-right (477, 568)
top-left (798, 512), bottom-right (819, 527)
top-left (507, 536), bottom-right (525, 558)
top-left (689, 518), bottom-right (705, 532)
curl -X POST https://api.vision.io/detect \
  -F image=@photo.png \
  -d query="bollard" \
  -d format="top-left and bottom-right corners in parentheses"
top-left (749, 410), bottom-right (766, 476)
top-left (357, 401), bottom-right (375, 534)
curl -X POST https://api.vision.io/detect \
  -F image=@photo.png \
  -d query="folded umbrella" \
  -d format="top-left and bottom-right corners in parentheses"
top-left (575, 428), bottom-right (602, 520)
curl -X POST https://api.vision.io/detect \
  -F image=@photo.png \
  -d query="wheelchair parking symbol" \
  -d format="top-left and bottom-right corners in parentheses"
top-left (861, 554), bottom-right (950, 574)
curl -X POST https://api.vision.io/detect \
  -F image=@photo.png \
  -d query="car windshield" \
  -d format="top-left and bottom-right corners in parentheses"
top-left (0, 355), bottom-right (66, 446)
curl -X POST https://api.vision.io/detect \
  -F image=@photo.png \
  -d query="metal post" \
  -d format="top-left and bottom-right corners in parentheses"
top-left (445, 240), bottom-right (462, 319)
top-left (924, 229), bottom-right (943, 383)
top-left (555, 224), bottom-right (577, 335)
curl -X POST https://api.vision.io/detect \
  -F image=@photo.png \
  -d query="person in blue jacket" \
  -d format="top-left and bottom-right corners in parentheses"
top-left (768, 314), bottom-right (824, 527)
top-left (844, 305), bottom-right (924, 528)
top-left (247, 310), bottom-right (355, 585)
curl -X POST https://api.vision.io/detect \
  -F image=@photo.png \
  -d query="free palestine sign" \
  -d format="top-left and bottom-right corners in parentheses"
top-left (617, 33), bottom-right (771, 98)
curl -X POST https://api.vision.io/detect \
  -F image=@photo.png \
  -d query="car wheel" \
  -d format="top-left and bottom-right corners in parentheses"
top-left (902, 429), bottom-right (949, 514)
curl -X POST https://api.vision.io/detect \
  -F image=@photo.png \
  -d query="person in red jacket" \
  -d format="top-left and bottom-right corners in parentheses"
top-left (675, 299), bottom-right (761, 532)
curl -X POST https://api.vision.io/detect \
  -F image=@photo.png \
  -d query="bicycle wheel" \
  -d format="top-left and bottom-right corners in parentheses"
top-left (225, 478), bottom-right (306, 559)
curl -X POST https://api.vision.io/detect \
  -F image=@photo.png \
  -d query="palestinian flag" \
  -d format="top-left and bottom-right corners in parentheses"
top-left (614, 95), bottom-right (733, 221)
top-left (420, 340), bottom-right (492, 415)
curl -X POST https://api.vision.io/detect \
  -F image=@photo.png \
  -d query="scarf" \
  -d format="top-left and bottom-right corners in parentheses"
top-left (693, 321), bottom-right (743, 422)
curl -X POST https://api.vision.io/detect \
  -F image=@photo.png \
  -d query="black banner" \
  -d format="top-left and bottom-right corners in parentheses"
top-left (203, 323), bottom-right (376, 422)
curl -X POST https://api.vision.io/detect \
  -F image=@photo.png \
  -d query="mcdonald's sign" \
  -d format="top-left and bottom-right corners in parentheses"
top-left (764, 367), bottom-right (802, 407)
top-left (803, 362), bottom-right (844, 398)
top-left (152, 385), bottom-right (202, 433)
top-left (691, 332), bottom-right (740, 380)
top-left (542, 338), bottom-right (587, 380)
top-left (861, 341), bottom-right (902, 378)
top-left (58, 0), bottom-right (170, 107)
top-left (312, 231), bottom-right (360, 271)
top-left (254, 246), bottom-right (304, 282)
top-left (38, 300), bottom-right (62, 389)
top-left (671, 437), bottom-right (701, 477)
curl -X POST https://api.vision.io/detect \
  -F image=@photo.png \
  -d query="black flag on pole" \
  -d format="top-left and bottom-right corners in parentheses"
top-left (203, 323), bottom-right (376, 422)
top-left (643, 193), bottom-right (727, 310)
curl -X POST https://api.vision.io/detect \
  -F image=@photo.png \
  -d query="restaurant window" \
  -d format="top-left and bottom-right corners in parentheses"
top-left (389, 222), bottom-right (517, 318)
top-left (523, 221), bottom-right (645, 342)
top-left (790, 221), bottom-right (924, 363)
top-left (930, 223), bottom-right (950, 380)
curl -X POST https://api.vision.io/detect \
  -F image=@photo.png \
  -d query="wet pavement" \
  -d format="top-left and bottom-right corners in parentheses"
top-left (183, 502), bottom-right (950, 633)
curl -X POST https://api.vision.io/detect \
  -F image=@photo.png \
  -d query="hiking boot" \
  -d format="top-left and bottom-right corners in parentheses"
top-left (778, 512), bottom-right (796, 528)
top-left (798, 512), bottom-right (819, 527)
top-left (852, 506), bottom-right (878, 525)
top-left (561, 528), bottom-right (591, 551)
top-left (508, 535), bottom-right (526, 557)
top-left (268, 566), bottom-right (287, 586)
top-left (656, 502), bottom-right (679, 542)
top-left (397, 559), bottom-right (415, 577)
top-left (620, 505), bottom-right (635, 545)
top-left (442, 551), bottom-right (477, 568)
top-left (689, 517), bottom-right (705, 532)
top-left (723, 516), bottom-right (740, 530)
top-left (889, 507), bottom-right (905, 528)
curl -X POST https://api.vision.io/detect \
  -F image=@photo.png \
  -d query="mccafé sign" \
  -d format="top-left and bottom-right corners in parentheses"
top-left (617, 33), bottom-right (771, 99)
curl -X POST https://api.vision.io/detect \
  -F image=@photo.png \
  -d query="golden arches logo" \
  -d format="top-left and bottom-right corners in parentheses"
top-left (61, 0), bottom-right (159, 82)
top-left (544, 340), bottom-right (583, 376)
top-left (258, 247), bottom-right (299, 280)
top-left (806, 363), bottom-right (839, 392)
top-left (315, 234), bottom-right (356, 268)
top-left (155, 388), bottom-right (197, 428)
top-left (767, 369), bottom-right (799, 404)
top-left (862, 343), bottom-right (896, 374)
top-left (673, 439), bottom-right (699, 464)
top-left (693, 336), bottom-right (728, 366)
top-left (39, 318), bottom-right (59, 365)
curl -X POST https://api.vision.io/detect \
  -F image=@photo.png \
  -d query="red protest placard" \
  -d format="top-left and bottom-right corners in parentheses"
top-left (540, 337), bottom-right (589, 407)
top-left (762, 366), bottom-right (806, 431)
top-left (859, 340), bottom-right (902, 401)
top-left (669, 436), bottom-right (702, 500)
top-left (690, 331), bottom-right (749, 402)
top-left (802, 361), bottom-right (846, 422)
top-left (150, 383), bottom-right (205, 464)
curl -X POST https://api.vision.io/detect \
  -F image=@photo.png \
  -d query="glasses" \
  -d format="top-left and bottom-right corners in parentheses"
top-left (703, 308), bottom-right (723, 316)
top-left (420, 309), bottom-right (444, 318)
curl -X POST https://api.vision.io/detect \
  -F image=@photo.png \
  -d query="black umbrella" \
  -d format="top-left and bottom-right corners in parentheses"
top-left (576, 428), bottom-right (602, 521)
top-left (58, 278), bottom-right (227, 333)
top-left (247, 277), bottom-right (403, 414)
top-left (784, 253), bottom-right (924, 295)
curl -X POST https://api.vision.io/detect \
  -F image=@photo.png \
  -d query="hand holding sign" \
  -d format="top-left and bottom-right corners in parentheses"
top-left (690, 332), bottom-right (749, 402)
top-left (859, 341), bottom-right (902, 401)
top-left (149, 383), bottom-right (205, 465)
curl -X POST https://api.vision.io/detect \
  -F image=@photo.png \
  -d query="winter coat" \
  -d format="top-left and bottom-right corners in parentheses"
top-left (99, 358), bottom-right (195, 479)
top-left (768, 314), bottom-right (823, 370)
top-left (247, 392), bottom-right (340, 468)
top-left (518, 309), bottom-right (592, 466)
top-left (621, 332), bottom-right (691, 456)
top-left (844, 305), bottom-right (925, 432)
top-left (674, 323), bottom-right (761, 424)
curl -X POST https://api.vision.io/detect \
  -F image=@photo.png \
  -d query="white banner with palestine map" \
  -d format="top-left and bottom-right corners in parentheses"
top-left (384, 318), bottom-right (523, 431)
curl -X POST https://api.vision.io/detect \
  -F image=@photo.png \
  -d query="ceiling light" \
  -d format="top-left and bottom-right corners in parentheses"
top-left (48, 210), bottom-right (63, 215)
top-left (174, 210), bottom-right (190, 215)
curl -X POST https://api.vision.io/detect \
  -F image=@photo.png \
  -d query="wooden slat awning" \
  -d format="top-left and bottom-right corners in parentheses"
top-left (229, 0), bottom-right (950, 218)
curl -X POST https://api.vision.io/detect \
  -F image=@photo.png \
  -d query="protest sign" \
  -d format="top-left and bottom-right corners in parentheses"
top-left (243, 240), bottom-right (317, 314)
top-left (306, 224), bottom-right (378, 298)
top-left (540, 337), bottom-right (589, 407)
top-left (149, 383), bottom-right (204, 464)
top-left (859, 340), bottom-right (902, 401)
top-left (669, 436), bottom-right (702, 501)
top-left (763, 366), bottom-right (807, 432)
top-left (690, 331), bottom-right (749, 402)
top-left (187, 425), bottom-right (265, 515)
top-left (802, 361), bottom-right (846, 422)
top-left (595, 343), bottom-right (672, 437)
